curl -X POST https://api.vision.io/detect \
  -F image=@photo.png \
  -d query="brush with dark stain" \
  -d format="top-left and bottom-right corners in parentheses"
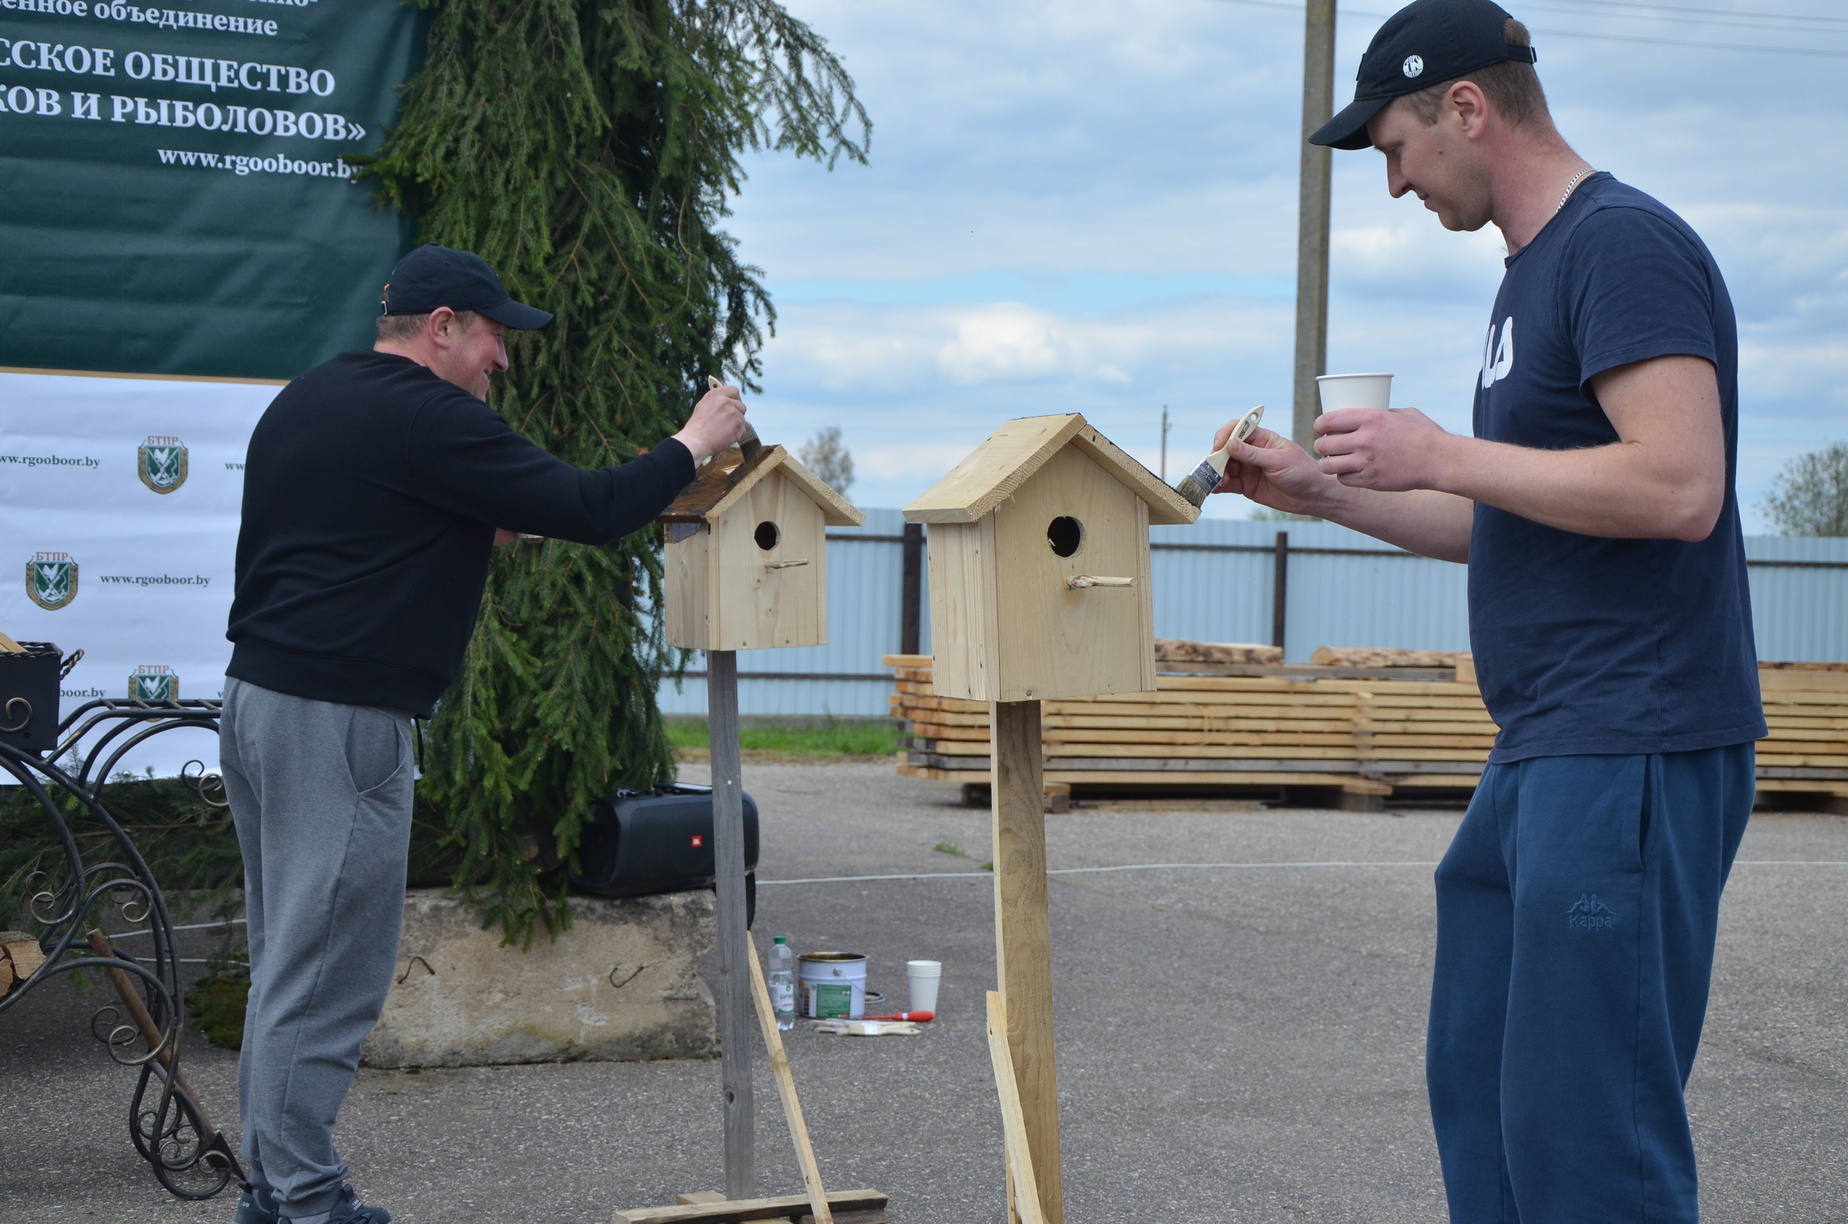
top-left (707, 374), bottom-right (762, 464)
top-left (1173, 404), bottom-right (1264, 509)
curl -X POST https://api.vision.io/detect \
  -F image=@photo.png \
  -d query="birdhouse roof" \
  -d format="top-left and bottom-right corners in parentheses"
top-left (658, 444), bottom-right (865, 527)
top-left (902, 413), bottom-right (1200, 526)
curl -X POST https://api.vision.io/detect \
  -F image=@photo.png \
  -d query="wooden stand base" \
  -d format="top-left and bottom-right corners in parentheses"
top-left (613, 1188), bottom-right (888, 1224)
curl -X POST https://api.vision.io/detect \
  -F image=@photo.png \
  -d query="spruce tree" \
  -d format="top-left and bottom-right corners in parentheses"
top-left (367, 0), bottom-right (868, 942)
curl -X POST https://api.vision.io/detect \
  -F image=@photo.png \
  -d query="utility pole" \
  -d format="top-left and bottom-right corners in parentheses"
top-left (1293, 0), bottom-right (1337, 451)
top-left (1159, 405), bottom-right (1171, 481)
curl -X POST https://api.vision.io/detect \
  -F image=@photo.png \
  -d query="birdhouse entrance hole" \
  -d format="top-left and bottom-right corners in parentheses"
top-left (754, 521), bottom-right (780, 551)
top-left (1046, 515), bottom-right (1083, 558)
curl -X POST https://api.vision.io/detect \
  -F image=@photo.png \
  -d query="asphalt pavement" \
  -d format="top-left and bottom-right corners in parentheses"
top-left (2, 760), bottom-right (1843, 1222)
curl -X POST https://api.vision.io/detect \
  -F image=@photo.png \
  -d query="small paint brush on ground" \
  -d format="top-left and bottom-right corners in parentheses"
top-left (860, 1010), bottom-right (933, 1022)
top-left (1172, 404), bottom-right (1264, 508)
top-left (808, 1018), bottom-right (922, 1036)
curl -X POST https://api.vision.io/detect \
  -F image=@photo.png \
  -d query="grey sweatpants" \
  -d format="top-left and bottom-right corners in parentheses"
top-left (219, 677), bottom-right (414, 1219)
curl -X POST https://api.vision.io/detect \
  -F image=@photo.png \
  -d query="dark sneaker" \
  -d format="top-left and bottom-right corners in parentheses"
top-left (233, 1184), bottom-right (279, 1224)
top-left (322, 1184), bottom-right (391, 1224)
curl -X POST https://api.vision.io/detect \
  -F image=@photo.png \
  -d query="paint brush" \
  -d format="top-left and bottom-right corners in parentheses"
top-left (707, 375), bottom-right (763, 464)
top-left (1172, 404), bottom-right (1264, 509)
top-left (859, 1010), bottom-right (934, 1022)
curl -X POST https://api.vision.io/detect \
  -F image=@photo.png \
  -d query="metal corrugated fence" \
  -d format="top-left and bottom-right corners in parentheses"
top-left (656, 512), bottom-right (1848, 717)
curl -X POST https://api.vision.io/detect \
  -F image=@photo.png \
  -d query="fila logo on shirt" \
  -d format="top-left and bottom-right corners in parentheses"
top-left (1480, 316), bottom-right (1516, 389)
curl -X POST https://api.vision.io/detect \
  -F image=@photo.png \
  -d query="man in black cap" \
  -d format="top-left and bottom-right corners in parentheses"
top-left (219, 244), bottom-right (747, 1224)
top-left (1210, 2), bottom-right (1760, 1219)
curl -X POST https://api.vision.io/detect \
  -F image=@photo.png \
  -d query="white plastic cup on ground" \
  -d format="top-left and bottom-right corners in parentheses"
top-left (906, 960), bottom-right (942, 1014)
top-left (1316, 373), bottom-right (1393, 412)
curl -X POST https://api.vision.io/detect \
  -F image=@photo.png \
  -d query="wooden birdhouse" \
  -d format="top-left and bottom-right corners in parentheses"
top-left (903, 413), bottom-right (1199, 703)
top-left (658, 445), bottom-right (865, 651)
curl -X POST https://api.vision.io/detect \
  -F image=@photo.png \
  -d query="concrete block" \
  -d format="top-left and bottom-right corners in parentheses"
top-left (361, 888), bottom-right (716, 1068)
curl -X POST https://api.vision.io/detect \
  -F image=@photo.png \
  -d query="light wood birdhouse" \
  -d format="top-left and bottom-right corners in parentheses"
top-left (658, 445), bottom-right (865, 651)
top-left (903, 413), bottom-right (1199, 703)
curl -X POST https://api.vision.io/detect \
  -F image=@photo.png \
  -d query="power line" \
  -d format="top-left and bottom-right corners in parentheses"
top-left (1532, 0), bottom-right (1848, 31)
top-left (1207, 0), bottom-right (1848, 58)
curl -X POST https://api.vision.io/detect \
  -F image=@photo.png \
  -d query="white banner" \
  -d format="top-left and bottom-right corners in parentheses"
top-left (0, 368), bottom-right (275, 778)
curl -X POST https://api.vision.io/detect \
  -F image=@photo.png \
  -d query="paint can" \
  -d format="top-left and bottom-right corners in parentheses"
top-left (798, 951), bottom-right (867, 1019)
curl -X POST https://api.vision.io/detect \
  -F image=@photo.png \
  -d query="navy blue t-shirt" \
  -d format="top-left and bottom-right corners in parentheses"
top-left (1469, 173), bottom-right (1764, 762)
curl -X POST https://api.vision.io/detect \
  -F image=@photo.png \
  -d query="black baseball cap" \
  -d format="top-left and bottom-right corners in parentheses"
top-left (378, 244), bottom-right (554, 329)
top-left (1309, 0), bottom-right (1537, 151)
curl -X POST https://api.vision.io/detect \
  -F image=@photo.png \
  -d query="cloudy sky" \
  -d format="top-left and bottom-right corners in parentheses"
top-left (720, 0), bottom-right (1848, 528)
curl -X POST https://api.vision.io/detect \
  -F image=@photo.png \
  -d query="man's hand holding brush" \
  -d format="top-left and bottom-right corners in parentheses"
top-left (1211, 422), bottom-right (1330, 517)
top-left (672, 379), bottom-right (751, 465)
top-left (1209, 411), bottom-right (1475, 563)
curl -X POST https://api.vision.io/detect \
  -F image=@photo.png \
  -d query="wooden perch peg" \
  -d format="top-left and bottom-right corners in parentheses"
top-left (1065, 575), bottom-right (1133, 589)
top-left (764, 559), bottom-right (810, 570)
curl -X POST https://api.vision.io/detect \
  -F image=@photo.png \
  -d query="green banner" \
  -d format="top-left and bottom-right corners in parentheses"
top-left (0, 0), bottom-right (427, 380)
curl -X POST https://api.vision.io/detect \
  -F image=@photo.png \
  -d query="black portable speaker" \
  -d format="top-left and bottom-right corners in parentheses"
top-left (569, 784), bottom-right (759, 925)
top-left (0, 643), bottom-right (69, 756)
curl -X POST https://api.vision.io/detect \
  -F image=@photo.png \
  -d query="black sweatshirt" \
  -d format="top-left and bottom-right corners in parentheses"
top-left (227, 350), bottom-right (695, 717)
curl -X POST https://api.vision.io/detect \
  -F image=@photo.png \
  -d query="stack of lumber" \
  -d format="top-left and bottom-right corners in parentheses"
top-left (1753, 665), bottom-right (1848, 803)
top-left (887, 650), bottom-right (1848, 807)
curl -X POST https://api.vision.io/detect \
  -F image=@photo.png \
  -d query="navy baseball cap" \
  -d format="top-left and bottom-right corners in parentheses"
top-left (1310, 0), bottom-right (1537, 151)
top-left (378, 244), bottom-right (553, 329)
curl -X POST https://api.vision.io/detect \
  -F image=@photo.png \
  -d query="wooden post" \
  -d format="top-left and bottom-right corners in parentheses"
top-left (900, 522), bottom-right (924, 657)
top-left (990, 699), bottom-right (1062, 1224)
top-left (708, 649), bottom-right (755, 1200)
top-left (1271, 530), bottom-right (1290, 654)
top-left (1293, 0), bottom-right (1337, 451)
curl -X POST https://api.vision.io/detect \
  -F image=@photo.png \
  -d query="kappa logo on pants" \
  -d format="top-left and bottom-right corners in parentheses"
top-left (1566, 892), bottom-right (1617, 931)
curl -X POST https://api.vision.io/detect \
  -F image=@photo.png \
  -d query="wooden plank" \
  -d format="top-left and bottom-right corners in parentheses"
top-left (613, 1189), bottom-right (889, 1224)
top-left (990, 445), bottom-right (1154, 702)
top-left (708, 653), bottom-right (755, 1200)
top-left (662, 525), bottom-right (713, 649)
top-left (881, 654), bottom-right (934, 669)
top-left (1312, 647), bottom-right (1472, 668)
top-left (986, 991), bottom-right (1051, 1224)
top-left (1136, 499), bottom-right (1157, 692)
top-left (904, 767), bottom-right (1426, 787)
top-left (904, 414), bottom-right (1087, 524)
top-left (746, 938), bottom-right (832, 1224)
top-left (990, 700), bottom-right (1062, 1224)
top-left (1040, 729), bottom-right (1356, 747)
top-left (1759, 668), bottom-right (1848, 692)
top-left (924, 519), bottom-right (1000, 702)
top-left (1755, 779), bottom-right (1848, 796)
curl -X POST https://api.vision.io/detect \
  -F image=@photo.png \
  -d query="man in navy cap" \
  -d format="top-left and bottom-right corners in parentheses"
top-left (1210, 2), bottom-right (1760, 1219)
top-left (219, 244), bottom-right (747, 1224)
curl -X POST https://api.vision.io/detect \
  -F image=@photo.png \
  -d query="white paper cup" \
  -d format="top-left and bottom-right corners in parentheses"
top-left (906, 960), bottom-right (942, 1014)
top-left (1316, 373), bottom-right (1393, 412)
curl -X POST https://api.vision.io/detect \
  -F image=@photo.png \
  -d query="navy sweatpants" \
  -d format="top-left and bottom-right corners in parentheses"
top-left (1427, 745), bottom-right (1754, 1223)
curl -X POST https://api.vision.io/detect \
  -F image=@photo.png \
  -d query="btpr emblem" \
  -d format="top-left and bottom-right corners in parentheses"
top-left (26, 552), bottom-right (77, 611)
top-left (138, 436), bottom-right (188, 494)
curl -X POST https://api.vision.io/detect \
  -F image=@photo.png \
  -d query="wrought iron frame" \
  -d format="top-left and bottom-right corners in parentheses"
top-left (0, 693), bottom-right (243, 1199)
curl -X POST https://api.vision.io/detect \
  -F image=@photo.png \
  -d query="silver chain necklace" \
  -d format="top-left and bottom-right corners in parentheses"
top-left (1557, 167), bottom-right (1595, 212)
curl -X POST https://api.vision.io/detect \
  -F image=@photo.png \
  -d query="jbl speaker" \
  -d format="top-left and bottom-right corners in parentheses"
top-left (569, 784), bottom-right (759, 926)
top-left (0, 643), bottom-right (67, 756)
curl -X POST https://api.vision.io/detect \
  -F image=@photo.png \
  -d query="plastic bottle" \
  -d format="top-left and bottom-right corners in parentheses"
top-left (768, 936), bottom-right (796, 1030)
